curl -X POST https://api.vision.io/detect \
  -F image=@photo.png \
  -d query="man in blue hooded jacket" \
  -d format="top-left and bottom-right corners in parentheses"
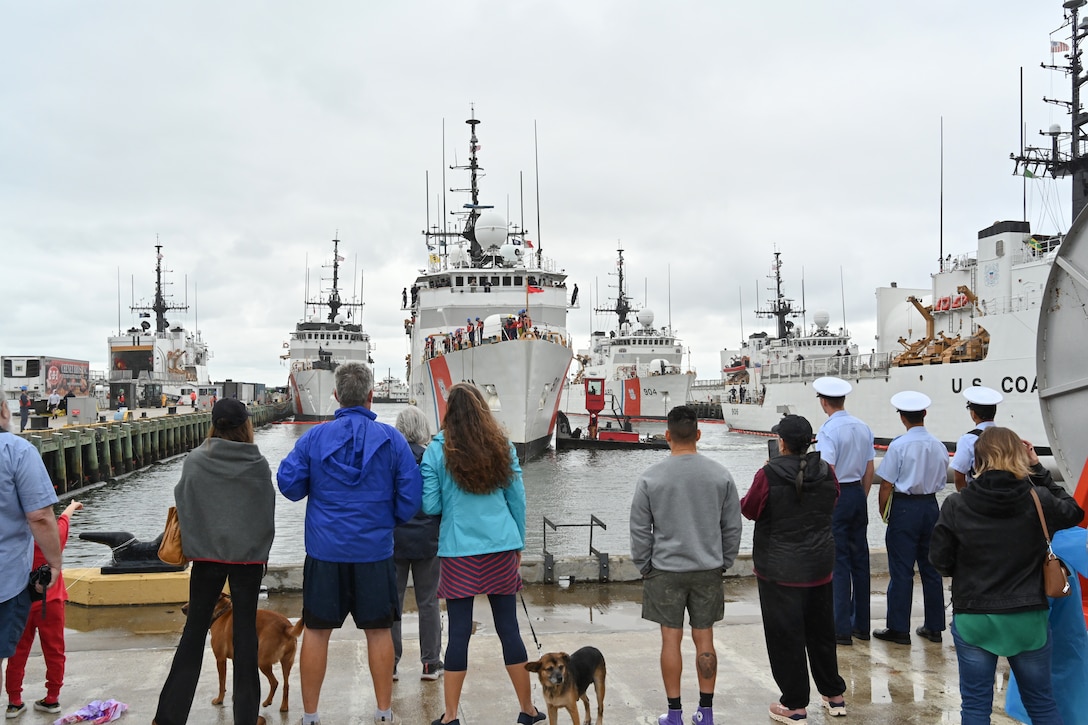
top-left (278, 362), bottom-right (422, 725)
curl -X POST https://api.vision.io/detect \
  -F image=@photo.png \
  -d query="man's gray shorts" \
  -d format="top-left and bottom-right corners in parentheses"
top-left (641, 568), bottom-right (724, 630)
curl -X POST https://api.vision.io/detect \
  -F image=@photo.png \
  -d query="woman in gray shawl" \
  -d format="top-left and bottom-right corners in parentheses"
top-left (154, 398), bottom-right (275, 725)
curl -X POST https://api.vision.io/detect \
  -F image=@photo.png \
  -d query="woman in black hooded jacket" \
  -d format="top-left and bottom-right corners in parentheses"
top-left (930, 426), bottom-right (1082, 725)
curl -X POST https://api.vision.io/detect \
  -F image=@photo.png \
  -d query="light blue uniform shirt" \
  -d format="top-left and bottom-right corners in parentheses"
top-left (815, 410), bottom-right (875, 483)
top-left (875, 426), bottom-right (948, 495)
top-left (949, 420), bottom-right (997, 481)
top-left (0, 432), bottom-right (58, 601)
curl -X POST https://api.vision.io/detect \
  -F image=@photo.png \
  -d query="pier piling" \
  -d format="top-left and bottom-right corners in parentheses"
top-left (15, 404), bottom-right (290, 494)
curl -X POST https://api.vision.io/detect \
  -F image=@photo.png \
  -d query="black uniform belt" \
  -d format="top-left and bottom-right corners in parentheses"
top-left (839, 481), bottom-right (861, 485)
top-left (893, 491), bottom-right (937, 498)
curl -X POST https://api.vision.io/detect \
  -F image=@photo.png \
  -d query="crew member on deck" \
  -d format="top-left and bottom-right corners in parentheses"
top-left (873, 391), bottom-right (948, 646)
top-left (950, 386), bottom-right (1002, 491)
top-left (813, 377), bottom-right (875, 646)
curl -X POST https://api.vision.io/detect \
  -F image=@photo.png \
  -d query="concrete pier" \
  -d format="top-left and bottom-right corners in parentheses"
top-left (35, 574), bottom-right (1021, 724)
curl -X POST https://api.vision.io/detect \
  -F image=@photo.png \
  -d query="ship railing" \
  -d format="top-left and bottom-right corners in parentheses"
top-left (423, 251), bottom-right (562, 275)
top-left (976, 291), bottom-right (1045, 317)
top-left (758, 352), bottom-right (894, 382)
top-left (939, 252), bottom-right (977, 273)
top-left (420, 324), bottom-right (571, 361)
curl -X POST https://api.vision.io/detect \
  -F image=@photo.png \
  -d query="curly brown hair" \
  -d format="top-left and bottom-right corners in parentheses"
top-left (441, 383), bottom-right (514, 494)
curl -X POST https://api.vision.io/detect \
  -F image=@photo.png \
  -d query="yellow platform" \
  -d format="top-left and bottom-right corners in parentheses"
top-left (65, 567), bottom-right (191, 606)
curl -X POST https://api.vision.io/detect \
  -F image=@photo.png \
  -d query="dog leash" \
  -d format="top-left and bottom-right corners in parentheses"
top-left (519, 591), bottom-right (542, 655)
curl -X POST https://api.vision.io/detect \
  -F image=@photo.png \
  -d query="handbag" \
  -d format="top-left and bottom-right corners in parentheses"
top-left (157, 506), bottom-right (188, 566)
top-left (1028, 488), bottom-right (1071, 598)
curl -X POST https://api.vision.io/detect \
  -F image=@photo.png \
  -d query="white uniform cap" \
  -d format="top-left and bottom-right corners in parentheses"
top-left (813, 377), bottom-right (852, 397)
top-left (891, 390), bottom-right (932, 412)
top-left (963, 386), bottom-right (1003, 406)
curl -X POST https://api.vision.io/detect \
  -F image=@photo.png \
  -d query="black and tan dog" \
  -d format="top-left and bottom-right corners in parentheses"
top-left (525, 646), bottom-right (606, 725)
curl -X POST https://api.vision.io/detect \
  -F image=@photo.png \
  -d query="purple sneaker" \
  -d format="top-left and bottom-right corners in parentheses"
top-left (692, 706), bottom-right (713, 724)
top-left (659, 710), bottom-right (684, 725)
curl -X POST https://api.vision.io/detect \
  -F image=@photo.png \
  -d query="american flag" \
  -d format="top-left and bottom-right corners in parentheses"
top-left (1052, 40), bottom-right (1070, 53)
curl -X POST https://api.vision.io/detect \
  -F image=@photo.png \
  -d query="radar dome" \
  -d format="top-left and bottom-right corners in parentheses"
top-left (500, 243), bottom-right (524, 266)
top-left (449, 247), bottom-right (470, 267)
top-left (637, 309), bottom-right (655, 329)
top-left (475, 212), bottom-right (508, 249)
top-left (814, 310), bottom-right (830, 329)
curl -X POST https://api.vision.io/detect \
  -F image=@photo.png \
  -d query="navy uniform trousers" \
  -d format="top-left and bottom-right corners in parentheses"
top-left (832, 483), bottom-right (870, 636)
top-left (884, 493), bottom-right (944, 633)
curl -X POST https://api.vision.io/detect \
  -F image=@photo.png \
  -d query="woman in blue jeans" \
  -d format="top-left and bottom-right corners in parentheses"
top-left (930, 427), bottom-right (1082, 724)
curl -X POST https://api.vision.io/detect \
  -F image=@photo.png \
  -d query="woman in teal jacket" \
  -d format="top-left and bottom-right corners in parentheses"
top-left (421, 384), bottom-right (543, 725)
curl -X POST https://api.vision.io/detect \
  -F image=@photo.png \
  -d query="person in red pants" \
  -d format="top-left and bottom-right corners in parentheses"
top-left (5, 500), bottom-right (83, 718)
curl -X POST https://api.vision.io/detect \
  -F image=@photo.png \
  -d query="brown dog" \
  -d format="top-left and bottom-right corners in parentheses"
top-left (194, 592), bottom-right (305, 713)
top-left (526, 646), bottom-right (606, 725)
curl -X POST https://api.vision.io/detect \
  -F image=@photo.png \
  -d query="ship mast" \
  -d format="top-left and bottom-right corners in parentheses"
top-left (1012, 0), bottom-right (1088, 221)
top-left (596, 246), bottom-right (633, 328)
top-left (307, 237), bottom-right (363, 324)
top-left (326, 238), bottom-right (343, 323)
top-left (131, 244), bottom-right (188, 334)
top-left (755, 252), bottom-right (804, 340)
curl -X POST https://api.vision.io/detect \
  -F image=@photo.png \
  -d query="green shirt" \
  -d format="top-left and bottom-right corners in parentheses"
top-left (954, 611), bottom-right (1048, 656)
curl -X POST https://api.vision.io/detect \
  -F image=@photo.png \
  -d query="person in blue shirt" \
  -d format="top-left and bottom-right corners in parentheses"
top-left (0, 398), bottom-right (61, 672)
top-left (813, 377), bottom-right (875, 646)
top-left (873, 391), bottom-right (949, 646)
top-left (421, 383), bottom-right (543, 725)
top-left (950, 385), bottom-right (1002, 491)
top-left (277, 362), bottom-right (422, 725)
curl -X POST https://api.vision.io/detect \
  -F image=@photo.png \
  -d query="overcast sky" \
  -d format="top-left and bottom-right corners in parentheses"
top-left (1, 1), bottom-right (1078, 387)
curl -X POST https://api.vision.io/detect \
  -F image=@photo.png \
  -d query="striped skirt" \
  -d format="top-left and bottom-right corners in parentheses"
top-left (437, 550), bottom-right (523, 599)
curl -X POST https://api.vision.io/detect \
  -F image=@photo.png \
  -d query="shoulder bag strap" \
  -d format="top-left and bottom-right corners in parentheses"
top-left (1028, 487), bottom-right (1053, 544)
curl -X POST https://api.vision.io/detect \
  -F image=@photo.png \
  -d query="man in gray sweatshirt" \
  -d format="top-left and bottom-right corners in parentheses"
top-left (630, 405), bottom-right (742, 725)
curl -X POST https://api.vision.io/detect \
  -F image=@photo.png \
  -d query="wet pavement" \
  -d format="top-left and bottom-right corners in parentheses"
top-left (16, 574), bottom-right (1026, 724)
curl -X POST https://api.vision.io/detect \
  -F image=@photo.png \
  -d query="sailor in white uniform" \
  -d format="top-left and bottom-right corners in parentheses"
top-left (950, 386), bottom-right (1003, 491)
top-left (812, 376), bottom-right (875, 645)
top-left (873, 391), bottom-right (948, 645)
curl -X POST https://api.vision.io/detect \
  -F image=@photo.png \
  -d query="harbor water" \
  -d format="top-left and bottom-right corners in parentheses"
top-left (62, 403), bottom-right (913, 568)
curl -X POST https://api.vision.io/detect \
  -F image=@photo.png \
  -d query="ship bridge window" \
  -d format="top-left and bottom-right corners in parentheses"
top-left (490, 276), bottom-right (500, 286)
top-left (502, 277), bottom-right (512, 287)
top-left (455, 276), bottom-right (464, 286)
top-left (514, 276), bottom-right (523, 286)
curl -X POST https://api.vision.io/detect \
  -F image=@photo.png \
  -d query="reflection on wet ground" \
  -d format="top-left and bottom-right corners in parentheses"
top-left (53, 575), bottom-right (1022, 724)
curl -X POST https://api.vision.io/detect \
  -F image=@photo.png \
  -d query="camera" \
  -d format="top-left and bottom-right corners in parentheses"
top-left (28, 564), bottom-right (51, 601)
